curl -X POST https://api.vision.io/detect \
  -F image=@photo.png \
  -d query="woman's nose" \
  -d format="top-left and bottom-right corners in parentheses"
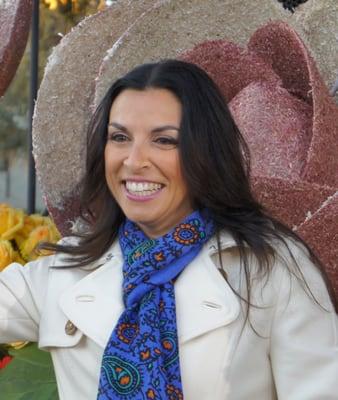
top-left (123, 143), bottom-right (150, 170)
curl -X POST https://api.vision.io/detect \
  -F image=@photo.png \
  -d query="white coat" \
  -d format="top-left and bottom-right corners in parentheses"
top-left (0, 232), bottom-right (337, 399)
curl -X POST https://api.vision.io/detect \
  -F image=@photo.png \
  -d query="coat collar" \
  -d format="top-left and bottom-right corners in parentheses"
top-left (57, 232), bottom-right (240, 348)
top-left (74, 229), bottom-right (239, 270)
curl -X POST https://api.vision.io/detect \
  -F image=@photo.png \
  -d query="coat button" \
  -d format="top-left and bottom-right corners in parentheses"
top-left (65, 320), bottom-right (77, 335)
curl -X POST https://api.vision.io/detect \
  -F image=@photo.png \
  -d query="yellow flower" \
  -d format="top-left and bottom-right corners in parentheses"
top-left (20, 224), bottom-right (61, 262)
top-left (43, 0), bottom-right (71, 10)
top-left (0, 204), bottom-right (61, 265)
top-left (14, 214), bottom-right (47, 246)
top-left (43, 0), bottom-right (58, 10)
top-left (0, 240), bottom-right (15, 271)
top-left (13, 251), bottom-right (26, 266)
top-left (0, 204), bottom-right (24, 241)
top-left (1, 205), bottom-right (62, 352)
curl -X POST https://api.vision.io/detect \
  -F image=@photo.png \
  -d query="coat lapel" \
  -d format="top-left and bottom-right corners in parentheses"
top-left (176, 237), bottom-right (240, 344)
top-left (58, 233), bottom-right (240, 349)
top-left (58, 242), bottom-right (124, 348)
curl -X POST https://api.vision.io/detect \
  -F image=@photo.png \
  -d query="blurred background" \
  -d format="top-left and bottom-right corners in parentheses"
top-left (0, 0), bottom-right (114, 211)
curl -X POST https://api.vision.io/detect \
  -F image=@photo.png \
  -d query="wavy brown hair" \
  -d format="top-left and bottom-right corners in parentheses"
top-left (41, 59), bottom-right (337, 313)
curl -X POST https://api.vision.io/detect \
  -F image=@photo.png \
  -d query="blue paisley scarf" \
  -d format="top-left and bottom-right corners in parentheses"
top-left (97, 209), bottom-right (215, 399)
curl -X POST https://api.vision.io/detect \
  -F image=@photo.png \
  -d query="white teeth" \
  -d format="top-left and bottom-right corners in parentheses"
top-left (125, 181), bottom-right (162, 196)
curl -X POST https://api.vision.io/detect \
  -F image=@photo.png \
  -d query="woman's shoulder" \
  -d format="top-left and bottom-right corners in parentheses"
top-left (267, 234), bottom-right (327, 293)
top-left (0, 235), bottom-right (83, 285)
top-left (215, 230), bottom-right (335, 312)
top-left (271, 235), bottom-right (335, 311)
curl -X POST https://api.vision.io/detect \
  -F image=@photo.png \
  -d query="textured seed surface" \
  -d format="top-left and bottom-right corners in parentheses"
top-left (31, 0), bottom-right (338, 294)
top-left (0, 0), bottom-right (32, 97)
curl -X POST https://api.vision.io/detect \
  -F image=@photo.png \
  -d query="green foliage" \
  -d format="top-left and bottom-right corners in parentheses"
top-left (0, 343), bottom-right (58, 399)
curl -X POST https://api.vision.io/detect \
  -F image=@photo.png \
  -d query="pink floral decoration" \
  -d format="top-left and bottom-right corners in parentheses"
top-left (181, 21), bottom-right (338, 297)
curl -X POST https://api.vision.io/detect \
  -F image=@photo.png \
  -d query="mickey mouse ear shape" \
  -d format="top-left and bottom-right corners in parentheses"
top-left (181, 21), bottom-right (338, 296)
top-left (248, 21), bottom-right (338, 188)
top-left (33, 0), bottom-right (286, 236)
top-left (240, 21), bottom-right (338, 296)
top-left (180, 40), bottom-right (282, 103)
top-left (0, 0), bottom-right (32, 97)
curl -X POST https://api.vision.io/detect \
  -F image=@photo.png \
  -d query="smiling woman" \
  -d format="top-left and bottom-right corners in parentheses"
top-left (105, 88), bottom-right (192, 238)
top-left (1, 60), bottom-right (337, 400)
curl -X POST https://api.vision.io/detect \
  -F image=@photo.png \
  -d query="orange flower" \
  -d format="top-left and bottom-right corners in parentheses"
top-left (154, 252), bottom-right (164, 261)
top-left (140, 349), bottom-right (150, 360)
top-left (14, 214), bottom-right (46, 246)
top-left (173, 223), bottom-right (199, 245)
top-left (146, 389), bottom-right (156, 399)
top-left (0, 204), bottom-right (24, 241)
top-left (0, 240), bottom-right (15, 271)
top-left (162, 340), bottom-right (172, 350)
top-left (13, 251), bottom-right (26, 265)
top-left (20, 225), bottom-right (60, 262)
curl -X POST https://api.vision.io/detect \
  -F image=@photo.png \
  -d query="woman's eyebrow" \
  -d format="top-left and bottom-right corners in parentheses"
top-left (108, 122), bottom-right (179, 133)
top-left (108, 122), bottom-right (127, 131)
top-left (151, 125), bottom-right (179, 133)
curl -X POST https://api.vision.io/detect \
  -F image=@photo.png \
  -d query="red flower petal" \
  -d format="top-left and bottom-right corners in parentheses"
top-left (0, 355), bottom-right (13, 369)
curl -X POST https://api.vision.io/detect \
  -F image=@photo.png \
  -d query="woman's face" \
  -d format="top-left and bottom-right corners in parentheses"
top-left (105, 88), bottom-right (193, 238)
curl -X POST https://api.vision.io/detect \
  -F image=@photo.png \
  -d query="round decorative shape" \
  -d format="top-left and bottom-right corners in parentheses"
top-left (32, 0), bottom-right (156, 235)
top-left (173, 224), bottom-right (199, 245)
top-left (247, 21), bottom-right (338, 188)
top-left (293, 0), bottom-right (338, 93)
top-left (0, 0), bottom-right (32, 97)
top-left (117, 323), bottom-right (139, 344)
top-left (94, 0), bottom-right (286, 106)
top-left (33, 0), bottom-right (287, 236)
top-left (32, 0), bottom-right (338, 295)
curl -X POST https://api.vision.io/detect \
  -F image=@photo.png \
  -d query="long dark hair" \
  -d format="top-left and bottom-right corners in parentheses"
top-left (42, 59), bottom-right (337, 313)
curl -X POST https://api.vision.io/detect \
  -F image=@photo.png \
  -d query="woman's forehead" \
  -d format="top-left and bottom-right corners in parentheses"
top-left (109, 88), bottom-right (182, 125)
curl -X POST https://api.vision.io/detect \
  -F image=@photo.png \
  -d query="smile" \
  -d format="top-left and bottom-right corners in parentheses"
top-left (124, 181), bottom-right (164, 197)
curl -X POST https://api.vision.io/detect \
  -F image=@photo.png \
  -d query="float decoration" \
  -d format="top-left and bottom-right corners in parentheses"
top-left (33, 0), bottom-right (288, 235)
top-left (0, 0), bottom-right (33, 97)
top-left (180, 20), bottom-right (338, 295)
top-left (31, 0), bottom-right (338, 298)
top-left (0, 204), bottom-right (61, 271)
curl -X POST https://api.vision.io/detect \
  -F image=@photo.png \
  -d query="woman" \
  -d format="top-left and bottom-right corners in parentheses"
top-left (0, 60), bottom-right (337, 399)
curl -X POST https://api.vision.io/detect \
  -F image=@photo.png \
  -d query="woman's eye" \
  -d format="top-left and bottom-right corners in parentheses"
top-left (109, 132), bottom-right (129, 142)
top-left (154, 137), bottom-right (178, 147)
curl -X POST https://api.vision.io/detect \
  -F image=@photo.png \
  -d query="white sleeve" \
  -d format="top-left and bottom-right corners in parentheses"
top-left (270, 244), bottom-right (338, 400)
top-left (0, 255), bottom-right (55, 343)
